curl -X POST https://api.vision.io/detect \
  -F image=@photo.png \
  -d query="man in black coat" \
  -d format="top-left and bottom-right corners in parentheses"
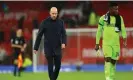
top-left (34, 7), bottom-right (66, 80)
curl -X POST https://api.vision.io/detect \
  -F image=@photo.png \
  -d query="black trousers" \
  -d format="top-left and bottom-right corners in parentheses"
top-left (46, 54), bottom-right (62, 80)
top-left (13, 51), bottom-right (24, 76)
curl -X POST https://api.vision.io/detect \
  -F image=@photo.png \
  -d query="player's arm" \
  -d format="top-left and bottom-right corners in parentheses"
top-left (121, 16), bottom-right (127, 47)
top-left (21, 37), bottom-right (27, 52)
top-left (11, 44), bottom-right (23, 48)
top-left (95, 16), bottom-right (104, 51)
top-left (22, 37), bottom-right (26, 48)
top-left (23, 44), bottom-right (27, 49)
top-left (11, 38), bottom-right (23, 48)
top-left (34, 21), bottom-right (45, 51)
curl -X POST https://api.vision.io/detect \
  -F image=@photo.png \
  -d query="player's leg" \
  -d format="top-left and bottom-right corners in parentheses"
top-left (19, 67), bottom-right (26, 72)
top-left (103, 45), bottom-right (113, 80)
top-left (110, 46), bottom-right (120, 80)
top-left (110, 59), bottom-right (116, 80)
top-left (45, 55), bottom-right (54, 80)
top-left (13, 52), bottom-right (18, 76)
top-left (13, 62), bottom-right (17, 76)
top-left (18, 53), bottom-right (23, 77)
top-left (53, 54), bottom-right (62, 80)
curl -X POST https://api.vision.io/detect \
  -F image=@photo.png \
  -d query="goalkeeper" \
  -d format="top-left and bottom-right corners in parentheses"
top-left (95, 2), bottom-right (127, 80)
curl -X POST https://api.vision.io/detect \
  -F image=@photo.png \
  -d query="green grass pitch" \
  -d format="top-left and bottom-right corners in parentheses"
top-left (0, 72), bottom-right (133, 80)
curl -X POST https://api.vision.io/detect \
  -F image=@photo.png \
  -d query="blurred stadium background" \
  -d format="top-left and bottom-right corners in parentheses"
top-left (0, 1), bottom-right (133, 80)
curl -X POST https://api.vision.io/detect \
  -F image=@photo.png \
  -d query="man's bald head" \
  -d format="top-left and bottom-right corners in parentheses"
top-left (50, 7), bottom-right (58, 20)
top-left (50, 7), bottom-right (58, 12)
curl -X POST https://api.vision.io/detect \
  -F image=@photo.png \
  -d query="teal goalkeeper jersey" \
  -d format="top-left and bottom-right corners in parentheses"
top-left (96, 15), bottom-right (127, 46)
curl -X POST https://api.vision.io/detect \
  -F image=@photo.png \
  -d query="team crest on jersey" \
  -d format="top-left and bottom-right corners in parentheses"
top-left (15, 40), bottom-right (19, 44)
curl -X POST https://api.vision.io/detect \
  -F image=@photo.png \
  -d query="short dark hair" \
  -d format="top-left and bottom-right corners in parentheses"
top-left (109, 2), bottom-right (118, 7)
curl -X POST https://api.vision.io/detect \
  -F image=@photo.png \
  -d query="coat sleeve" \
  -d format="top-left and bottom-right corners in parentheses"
top-left (34, 21), bottom-right (45, 50)
top-left (61, 21), bottom-right (67, 45)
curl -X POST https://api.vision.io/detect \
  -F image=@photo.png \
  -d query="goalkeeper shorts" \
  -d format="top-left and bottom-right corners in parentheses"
top-left (103, 45), bottom-right (120, 60)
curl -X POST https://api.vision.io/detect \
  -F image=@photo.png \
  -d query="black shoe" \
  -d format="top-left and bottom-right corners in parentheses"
top-left (18, 71), bottom-right (21, 77)
top-left (13, 71), bottom-right (17, 77)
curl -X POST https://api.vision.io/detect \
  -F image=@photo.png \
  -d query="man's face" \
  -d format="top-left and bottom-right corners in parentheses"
top-left (110, 6), bottom-right (118, 15)
top-left (17, 29), bottom-right (22, 37)
top-left (50, 10), bottom-right (58, 20)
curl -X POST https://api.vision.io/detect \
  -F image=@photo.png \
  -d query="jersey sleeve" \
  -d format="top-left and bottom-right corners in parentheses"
top-left (22, 37), bottom-right (26, 45)
top-left (11, 37), bottom-right (15, 44)
top-left (120, 16), bottom-right (127, 39)
top-left (96, 16), bottom-right (104, 44)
